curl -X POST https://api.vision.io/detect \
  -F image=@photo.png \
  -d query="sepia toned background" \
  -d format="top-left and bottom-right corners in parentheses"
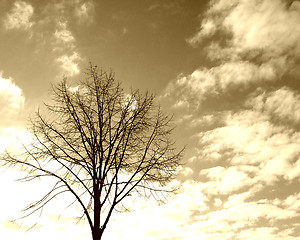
top-left (0, 0), bottom-right (300, 239)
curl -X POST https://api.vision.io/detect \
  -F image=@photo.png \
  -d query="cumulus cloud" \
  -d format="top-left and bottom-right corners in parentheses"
top-left (222, 0), bottom-right (300, 58)
top-left (199, 165), bottom-right (257, 195)
top-left (0, 74), bottom-right (27, 154)
top-left (197, 109), bottom-right (300, 181)
top-left (189, 0), bottom-right (300, 61)
top-left (247, 87), bottom-right (300, 124)
top-left (0, 74), bottom-right (25, 126)
top-left (158, 0), bottom-right (300, 239)
top-left (167, 102), bottom-right (300, 237)
top-left (166, 0), bottom-right (300, 110)
top-left (56, 52), bottom-right (82, 76)
top-left (3, 1), bottom-right (34, 30)
top-left (106, 177), bottom-right (300, 239)
top-left (165, 61), bottom-right (276, 110)
top-left (163, 0), bottom-right (300, 225)
top-left (196, 201), bottom-right (296, 230)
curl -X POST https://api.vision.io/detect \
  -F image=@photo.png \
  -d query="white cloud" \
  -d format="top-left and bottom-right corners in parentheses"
top-left (107, 178), bottom-right (299, 239)
top-left (0, 74), bottom-right (24, 110)
top-left (50, 18), bottom-right (82, 79)
top-left (0, 74), bottom-right (25, 127)
top-left (222, 0), bottom-right (300, 58)
top-left (54, 21), bottom-right (75, 44)
top-left (159, 1), bottom-right (300, 239)
top-left (190, 0), bottom-right (300, 61)
top-left (51, 20), bottom-right (78, 56)
top-left (3, 1), bottom-right (34, 30)
top-left (197, 109), bottom-right (300, 183)
top-left (238, 227), bottom-right (300, 240)
top-left (181, 167), bottom-right (194, 176)
top-left (200, 166), bottom-right (257, 195)
top-left (56, 52), bottom-right (81, 76)
top-left (105, 180), bottom-right (209, 239)
top-left (198, 110), bottom-right (277, 162)
top-left (157, 0), bottom-right (300, 239)
top-left (166, 61), bottom-right (276, 109)
top-left (200, 202), bottom-right (295, 227)
top-left (188, 19), bottom-right (216, 47)
top-left (282, 193), bottom-right (300, 211)
top-left (171, 0), bottom-right (300, 110)
top-left (247, 87), bottom-right (300, 124)
top-left (180, 193), bottom-right (298, 239)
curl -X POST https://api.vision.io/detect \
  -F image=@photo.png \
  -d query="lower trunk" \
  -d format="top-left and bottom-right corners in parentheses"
top-left (93, 184), bottom-right (101, 240)
top-left (92, 227), bottom-right (103, 240)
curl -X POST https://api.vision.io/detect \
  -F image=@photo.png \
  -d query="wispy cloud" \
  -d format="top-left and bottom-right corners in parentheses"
top-left (74, 0), bottom-right (95, 24)
top-left (3, 1), bottom-right (34, 30)
top-left (2, 1), bottom-right (84, 77)
top-left (54, 21), bottom-right (75, 45)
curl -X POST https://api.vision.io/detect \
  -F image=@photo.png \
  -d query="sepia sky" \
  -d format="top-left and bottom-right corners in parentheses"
top-left (1, 0), bottom-right (300, 239)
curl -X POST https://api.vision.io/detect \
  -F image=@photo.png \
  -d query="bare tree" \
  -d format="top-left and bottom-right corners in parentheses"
top-left (1, 64), bottom-right (182, 240)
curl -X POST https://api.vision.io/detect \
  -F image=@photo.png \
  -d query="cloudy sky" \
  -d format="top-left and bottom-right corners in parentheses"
top-left (0, 0), bottom-right (300, 239)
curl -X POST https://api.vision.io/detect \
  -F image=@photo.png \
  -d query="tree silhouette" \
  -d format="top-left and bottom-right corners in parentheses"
top-left (1, 64), bottom-right (182, 240)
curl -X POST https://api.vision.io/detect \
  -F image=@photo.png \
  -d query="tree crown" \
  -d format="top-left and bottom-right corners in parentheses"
top-left (2, 64), bottom-right (183, 239)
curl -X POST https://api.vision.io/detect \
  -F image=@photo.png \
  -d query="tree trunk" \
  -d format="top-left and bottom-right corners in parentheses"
top-left (92, 227), bottom-right (102, 240)
top-left (93, 184), bottom-right (101, 240)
